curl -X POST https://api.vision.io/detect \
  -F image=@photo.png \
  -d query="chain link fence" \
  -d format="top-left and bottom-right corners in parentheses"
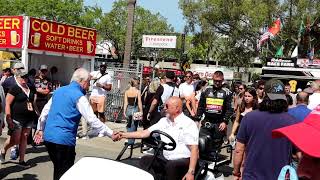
top-left (104, 63), bottom-right (143, 122)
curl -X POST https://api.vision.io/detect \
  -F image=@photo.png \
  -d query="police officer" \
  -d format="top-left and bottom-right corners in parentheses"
top-left (196, 71), bottom-right (233, 151)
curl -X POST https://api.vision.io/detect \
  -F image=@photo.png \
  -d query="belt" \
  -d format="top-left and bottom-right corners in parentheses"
top-left (201, 121), bottom-right (218, 129)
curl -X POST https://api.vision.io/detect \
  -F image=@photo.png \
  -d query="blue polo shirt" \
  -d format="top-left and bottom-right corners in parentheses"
top-left (288, 104), bottom-right (311, 122)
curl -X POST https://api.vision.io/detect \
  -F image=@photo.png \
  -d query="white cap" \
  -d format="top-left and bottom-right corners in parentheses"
top-left (13, 62), bottom-right (25, 69)
top-left (40, 64), bottom-right (48, 70)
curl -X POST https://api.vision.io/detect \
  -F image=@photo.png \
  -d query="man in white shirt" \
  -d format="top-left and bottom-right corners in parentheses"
top-left (308, 80), bottom-right (320, 110)
top-left (90, 63), bottom-right (112, 122)
top-left (34, 68), bottom-right (119, 180)
top-left (179, 71), bottom-right (196, 117)
top-left (119, 97), bottom-right (199, 180)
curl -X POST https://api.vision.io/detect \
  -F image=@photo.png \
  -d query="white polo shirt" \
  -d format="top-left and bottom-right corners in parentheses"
top-left (90, 71), bottom-right (112, 96)
top-left (148, 113), bottom-right (199, 160)
top-left (179, 82), bottom-right (194, 98)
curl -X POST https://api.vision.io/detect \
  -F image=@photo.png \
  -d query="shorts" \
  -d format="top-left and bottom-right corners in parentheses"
top-left (89, 96), bottom-right (106, 113)
top-left (8, 119), bottom-right (33, 135)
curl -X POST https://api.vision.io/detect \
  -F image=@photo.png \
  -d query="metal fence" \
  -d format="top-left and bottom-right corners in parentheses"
top-left (104, 63), bottom-right (143, 122)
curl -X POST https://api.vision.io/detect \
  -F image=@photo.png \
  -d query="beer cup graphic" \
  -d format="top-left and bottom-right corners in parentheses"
top-left (31, 33), bottom-right (41, 47)
top-left (87, 41), bottom-right (94, 53)
top-left (10, 31), bottom-right (20, 46)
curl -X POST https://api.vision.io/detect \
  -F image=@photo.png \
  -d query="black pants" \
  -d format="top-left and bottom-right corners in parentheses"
top-left (139, 155), bottom-right (189, 180)
top-left (45, 141), bottom-right (76, 180)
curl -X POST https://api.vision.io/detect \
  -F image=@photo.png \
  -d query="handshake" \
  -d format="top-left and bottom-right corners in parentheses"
top-left (111, 131), bottom-right (125, 142)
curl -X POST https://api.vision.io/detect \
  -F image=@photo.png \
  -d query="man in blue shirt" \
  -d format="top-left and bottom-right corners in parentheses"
top-left (34, 68), bottom-right (119, 180)
top-left (233, 79), bottom-right (298, 179)
top-left (288, 91), bottom-right (311, 122)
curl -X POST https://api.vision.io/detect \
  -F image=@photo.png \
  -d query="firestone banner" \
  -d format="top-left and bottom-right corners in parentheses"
top-left (0, 16), bottom-right (23, 49)
top-left (142, 35), bottom-right (177, 49)
top-left (28, 17), bottom-right (97, 56)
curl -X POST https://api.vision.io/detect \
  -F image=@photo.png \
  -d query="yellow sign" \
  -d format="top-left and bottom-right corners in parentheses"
top-left (206, 98), bottom-right (224, 106)
top-left (289, 80), bottom-right (297, 93)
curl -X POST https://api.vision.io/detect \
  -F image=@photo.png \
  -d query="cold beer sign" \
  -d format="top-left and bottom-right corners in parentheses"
top-left (0, 16), bottom-right (23, 49)
top-left (28, 17), bottom-right (97, 56)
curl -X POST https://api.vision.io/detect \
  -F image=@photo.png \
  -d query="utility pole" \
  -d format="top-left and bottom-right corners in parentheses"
top-left (123, 0), bottom-right (136, 67)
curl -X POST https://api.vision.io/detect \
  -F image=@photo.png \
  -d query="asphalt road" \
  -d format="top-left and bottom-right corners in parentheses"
top-left (0, 122), bottom-right (233, 180)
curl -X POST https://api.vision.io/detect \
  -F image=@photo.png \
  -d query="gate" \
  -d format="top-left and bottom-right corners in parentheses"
top-left (104, 63), bottom-right (143, 122)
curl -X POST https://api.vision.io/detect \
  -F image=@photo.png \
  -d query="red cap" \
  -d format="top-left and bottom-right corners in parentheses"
top-left (272, 105), bottom-right (320, 158)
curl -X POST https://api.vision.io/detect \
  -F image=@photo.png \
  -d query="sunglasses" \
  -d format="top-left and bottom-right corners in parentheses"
top-left (258, 87), bottom-right (264, 90)
top-left (239, 88), bottom-right (244, 90)
top-left (165, 104), bottom-right (169, 109)
top-left (185, 76), bottom-right (192, 78)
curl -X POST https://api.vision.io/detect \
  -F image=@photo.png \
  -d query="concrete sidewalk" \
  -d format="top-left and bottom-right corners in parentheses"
top-left (0, 121), bottom-right (141, 180)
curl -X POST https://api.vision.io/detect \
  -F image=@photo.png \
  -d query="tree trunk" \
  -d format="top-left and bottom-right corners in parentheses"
top-left (123, 0), bottom-right (136, 67)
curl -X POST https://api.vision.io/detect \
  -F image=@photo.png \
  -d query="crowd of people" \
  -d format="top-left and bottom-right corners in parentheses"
top-left (0, 62), bottom-right (320, 180)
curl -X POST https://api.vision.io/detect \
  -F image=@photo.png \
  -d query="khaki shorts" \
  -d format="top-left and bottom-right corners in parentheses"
top-left (90, 96), bottom-right (106, 113)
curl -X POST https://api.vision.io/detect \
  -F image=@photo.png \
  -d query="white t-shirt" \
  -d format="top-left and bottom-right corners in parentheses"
top-left (90, 71), bottom-right (112, 96)
top-left (148, 113), bottom-right (199, 160)
top-left (308, 92), bottom-right (320, 110)
top-left (179, 82), bottom-right (194, 98)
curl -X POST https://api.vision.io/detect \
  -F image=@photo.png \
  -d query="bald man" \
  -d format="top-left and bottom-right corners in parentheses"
top-left (288, 91), bottom-right (311, 122)
top-left (119, 97), bottom-right (199, 180)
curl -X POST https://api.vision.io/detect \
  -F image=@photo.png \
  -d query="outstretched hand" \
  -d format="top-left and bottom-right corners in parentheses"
top-left (34, 130), bottom-right (43, 145)
top-left (111, 132), bottom-right (122, 142)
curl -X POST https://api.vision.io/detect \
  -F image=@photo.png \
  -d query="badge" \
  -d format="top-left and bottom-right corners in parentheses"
top-left (27, 102), bottom-right (33, 111)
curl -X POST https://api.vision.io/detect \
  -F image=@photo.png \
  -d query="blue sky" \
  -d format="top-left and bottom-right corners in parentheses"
top-left (84, 0), bottom-right (185, 32)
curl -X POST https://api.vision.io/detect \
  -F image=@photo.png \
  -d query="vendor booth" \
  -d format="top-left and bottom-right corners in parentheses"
top-left (0, 16), bottom-right (97, 85)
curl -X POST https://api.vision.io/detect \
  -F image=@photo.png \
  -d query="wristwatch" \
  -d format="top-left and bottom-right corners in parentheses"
top-left (232, 171), bottom-right (241, 177)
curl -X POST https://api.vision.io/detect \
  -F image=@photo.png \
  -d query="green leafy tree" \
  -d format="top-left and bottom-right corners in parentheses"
top-left (98, 0), bottom-right (174, 60)
top-left (180, 0), bottom-right (320, 67)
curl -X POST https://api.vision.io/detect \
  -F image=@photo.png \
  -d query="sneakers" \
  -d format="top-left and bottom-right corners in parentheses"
top-left (0, 150), bottom-right (5, 164)
top-left (10, 146), bottom-right (19, 160)
top-left (18, 161), bottom-right (31, 168)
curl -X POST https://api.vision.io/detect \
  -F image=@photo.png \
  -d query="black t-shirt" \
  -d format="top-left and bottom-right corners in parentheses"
top-left (9, 85), bottom-right (37, 122)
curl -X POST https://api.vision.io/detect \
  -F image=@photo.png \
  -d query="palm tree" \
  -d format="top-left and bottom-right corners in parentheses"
top-left (123, 0), bottom-right (136, 67)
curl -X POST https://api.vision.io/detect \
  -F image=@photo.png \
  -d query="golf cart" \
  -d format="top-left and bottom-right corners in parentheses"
top-left (116, 129), bottom-right (233, 180)
top-left (60, 129), bottom-right (233, 180)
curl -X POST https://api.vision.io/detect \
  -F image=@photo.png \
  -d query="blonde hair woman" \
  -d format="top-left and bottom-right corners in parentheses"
top-left (123, 78), bottom-right (143, 145)
top-left (0, 70), bottom-right (39, 167)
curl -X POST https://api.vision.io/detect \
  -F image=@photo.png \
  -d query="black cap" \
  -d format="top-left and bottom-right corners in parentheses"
top-left (265, 79), bottom-right (286, 101)
top-left (166, 71), bottom-right (175, 80)
top-left (100, 63), bottom-right (107, 67)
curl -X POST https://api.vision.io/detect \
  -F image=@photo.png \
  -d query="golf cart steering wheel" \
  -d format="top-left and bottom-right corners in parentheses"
top-left (149, 130), bottom-right (176, 151)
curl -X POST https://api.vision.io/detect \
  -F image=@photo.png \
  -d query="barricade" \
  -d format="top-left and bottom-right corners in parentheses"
top-left (104, 63), bottom-right (143, 122)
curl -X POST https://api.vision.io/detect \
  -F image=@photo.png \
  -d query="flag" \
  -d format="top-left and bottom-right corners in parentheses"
top-left (268, 18), bottom-right (281, 36)
top-left (298, 20), bottom-right (305, 40)
top-left (291, 46), bottom-right (298, 58)
top-left (258, 18), bottom-right (282, 49)
top-left (275, 45), bottom-right (284, 57)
